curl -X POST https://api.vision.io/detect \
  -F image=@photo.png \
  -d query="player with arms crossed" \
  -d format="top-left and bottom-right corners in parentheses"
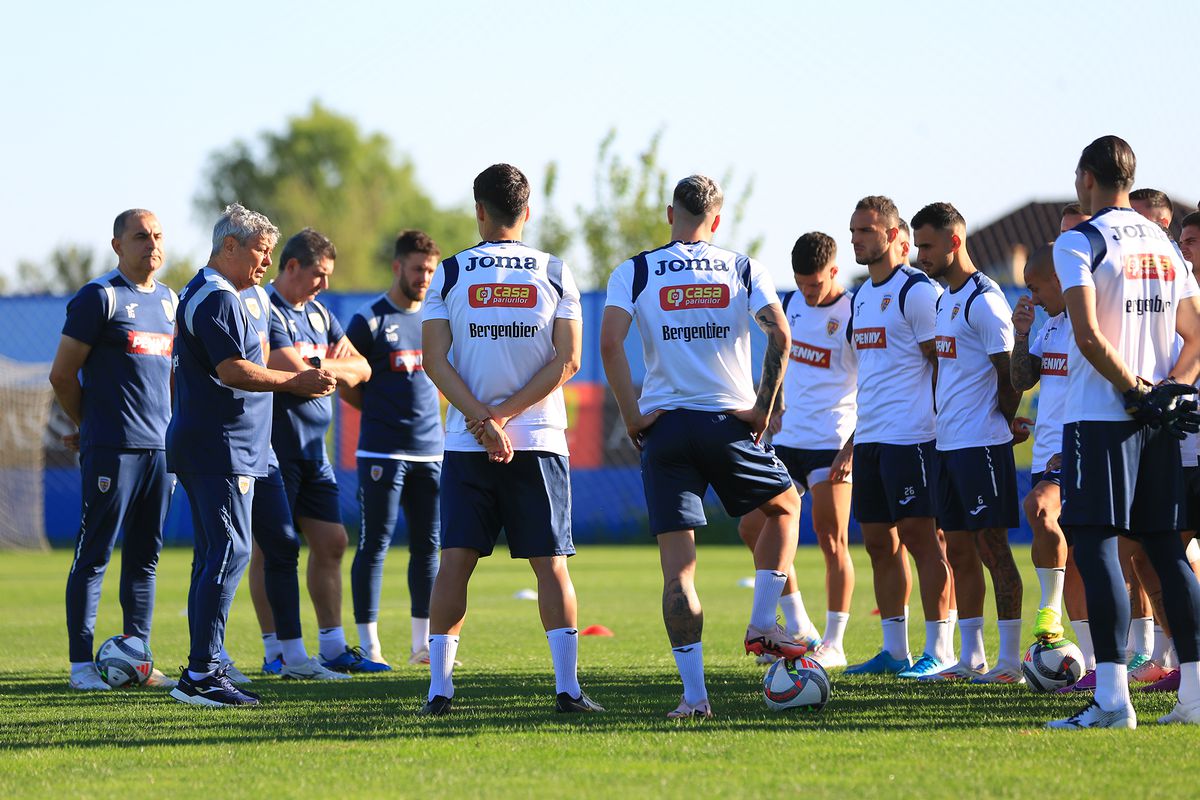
top-left (601, 175), bottom-right (803, 719)
top-left (419, 164), bottom-right (599, 716)
top-left (51, 209), bottom-right (178, 690)
top-left (1048, 136), bottom-right (1200, 729)
top-left (737, 231), bottom-right (857, 667)
top-left (843, 196), bottom-right (953, 678)
top-left (168, 205), bottom-right (336, 707)
top-left (342, 230), bottom-right (445, 667)
top-left (912, 202), bottom-right (1025, 683)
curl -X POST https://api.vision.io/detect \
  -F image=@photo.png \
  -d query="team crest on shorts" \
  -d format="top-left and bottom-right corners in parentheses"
top-left (880, 294), bottom-right (892, 312)
top-left (237, 476), bottom-right (251, 495)
top-left (826, 318), bottom-right (840, 336)
top-left (951, 303), bottom-right (961, 321)
top-left (244, 297), bottom-right (261, 319)
top-left (161, 298), bottom-right (176, 322)
top-left (97, 476), bottom-right (112, 493)
top-left (370, 465), bottom-right (383, 482)
top-left (308, 312), bottom-right (326, 333)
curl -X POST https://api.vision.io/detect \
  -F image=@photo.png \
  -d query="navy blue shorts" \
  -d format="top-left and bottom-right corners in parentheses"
top-left (1030, 469), bottom-right (1062, 487)
top-left (774, 446), bottom-right (843, 495)
top-left (640, 410), bottom-right (793, 535)
top-left (439, 451), bottom-right (573, 559)
top-left (851, 441), bottom-right (936, 524)
top-left (279, 457), bottom-right (342, 524)
top-left (1184, 467), bottom-right (1200, 533)
top-left (1061, 420), bottom-right (1184, 534)
top-left (934, 444), bottom-right (1020, 531)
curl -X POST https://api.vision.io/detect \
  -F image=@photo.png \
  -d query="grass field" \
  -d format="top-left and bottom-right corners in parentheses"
top-left (0, 543), bottom-right (1191, 799)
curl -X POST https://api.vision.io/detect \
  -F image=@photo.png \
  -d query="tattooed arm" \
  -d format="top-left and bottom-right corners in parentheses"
top-left (734, 302), bottom-right (790, 440)
top-left (989, 350), bottom-right (1022, 423)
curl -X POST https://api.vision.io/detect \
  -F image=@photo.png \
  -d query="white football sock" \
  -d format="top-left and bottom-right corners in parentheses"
top-left (261, 632), bottom-right (282, 661)
top-left (318, 626), bottom-right (347, 661)
top-left (924, 619), bottom-right (951, 661)
top-left (1164, 639), bottom-right (1178, 669)
top-left (1094, 661), bottom-right (1130, 711)
top-left (1072, 620), bottom-right (1095, 670)
top-left (427, 634), bottom-right (459, 700)
top-left (779, 592), bottom-right (814, 637)
top-left (279, 638), bottom-right (308, 666)
top-left (942, 609), bottom-right (959, 663)
top-left (672, 642), bottom-right (707, 705)
top-left (1179, 661), bottom-right (1200, 705)
top-left (823, 611), bottom-right (849, 649)
top-left (1151, 625), bottom-right (1167, 663)
top-left (1129, 617), bottom-right (1152, 658)
top-left (997, 618), bottom-right (1022, 666)
top-left (750, 570), bottom-right (788, 630)
top-left (1036, 567), bottom-right (1065, 611)
top-left (546, 628), bottom-right (581, 697)
top-left (356, 622), bottom-right (381, 661)
top-left (70, 661), bottom-right (94, 676)
top-left (412, 617), bottom-right (430, 655)
top-left (881, 615), bottom-right (908, 660)
top-left (958, 617), bottom-right (986, 668)
top-left (188, 669), bottom-right (215, 681)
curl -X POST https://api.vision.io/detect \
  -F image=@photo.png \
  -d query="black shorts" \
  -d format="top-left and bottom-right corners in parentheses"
top-left (774, 446), bottom-right (843, 495)
top-left (439, 450), bottom-right (573, 559)
top-left (934, 444), bottom-right (1020, 532)
top-left (852, 441), bottom-right (936, 524)
top-left (640, 409), bottom-right (793, 535)
top-left (1060, 420), bottom-right (1184, 534)
top-left (279, 457), bottom-right (342, 524)
top-left (1185, 466), bottom-right (1200, 533)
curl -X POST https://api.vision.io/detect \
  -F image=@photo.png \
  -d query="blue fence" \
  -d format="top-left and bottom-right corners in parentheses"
top-left (3, 286), bottom-right (1041, 547)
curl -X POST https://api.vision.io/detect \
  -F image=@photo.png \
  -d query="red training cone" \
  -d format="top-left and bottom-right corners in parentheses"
top-left (580, 625), bottom-right (614, 636)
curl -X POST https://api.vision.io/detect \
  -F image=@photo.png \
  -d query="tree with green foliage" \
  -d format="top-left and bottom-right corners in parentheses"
top-left (196, 102), bottom-right (478, 290)
top-left (10, 245), bottom-right (98, 295)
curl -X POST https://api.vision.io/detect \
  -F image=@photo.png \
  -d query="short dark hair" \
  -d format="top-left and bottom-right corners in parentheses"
top-left (1180, 211), bottom-right (1200, 231)
top-left (1130, 188), bottom-right (1173, 216)
top-left (1061, 202), bottom-right (1084, 218)
top-left (791, 232), bottom-right (837, 274)
top-left (673, 175), bottom-right (724, 217)
top-left (911, 202), bottom-right (966, 232)
top-left (1077, 135), bottom-right (1136, 190)
top-left (393, 229), bottom-right (440, 261)
top-left (855, 195), bottom-right (900, 228)
top-left (113, 208), bottom-right (153, 238)
top-left (473, 164), bottom-right (530, 227)
top-left (279, 227), bottom-right (336, 270)
top-left (897, 218), bottom-right (910, 237)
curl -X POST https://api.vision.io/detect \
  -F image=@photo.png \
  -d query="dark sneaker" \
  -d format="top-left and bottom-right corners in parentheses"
top-left (418, 694), bottom-right (452, 716)
top-left (556, 691), bottom-right (606, 713)
top-left (169, 667), bottom-right (260, 707)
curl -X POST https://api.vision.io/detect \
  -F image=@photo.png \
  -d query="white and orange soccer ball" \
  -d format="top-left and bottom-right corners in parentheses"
top-left (763, 656), bottom-right (831, 711)
top-left (95, 634), bottom-right (154, 687)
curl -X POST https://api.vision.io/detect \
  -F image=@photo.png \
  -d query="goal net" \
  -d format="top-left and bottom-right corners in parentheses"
top-left (0, 356), bottom-right (52, 550)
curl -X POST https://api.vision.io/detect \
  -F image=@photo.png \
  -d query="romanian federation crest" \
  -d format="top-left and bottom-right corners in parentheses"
top-left (951, 303), bottom-right (961, 321)
top-left (308, 311), bottom-right (326, 334)
top-left (161, 298), bottom-right (176, 323)
top-left (370, 465), bottom-right (384, 482)
top-left (237, 476), bottom-right (251, 495)
top-left (826, 318), bottom-right (840, 336)
top-left (244, 297), bottom-right (261, 319)
top-left (880, 294), bottom-right (892, 312)
top-left (97, 476), bottom-right (112, 493)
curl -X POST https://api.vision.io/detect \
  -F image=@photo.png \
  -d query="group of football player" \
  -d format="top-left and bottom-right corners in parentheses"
top-left (52, 136), bottom-right (1200, 727)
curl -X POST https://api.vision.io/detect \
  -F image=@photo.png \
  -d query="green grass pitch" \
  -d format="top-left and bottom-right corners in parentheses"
top-left (0, 543), bottom-right (1192, 798)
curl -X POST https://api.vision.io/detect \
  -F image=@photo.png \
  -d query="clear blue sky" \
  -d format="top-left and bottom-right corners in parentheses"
top-left (2, 1), bottom-right (1196, 289)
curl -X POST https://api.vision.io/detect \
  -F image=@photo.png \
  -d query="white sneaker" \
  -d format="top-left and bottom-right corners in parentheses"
top-left (281, 656), bottom-right (353, 681)
top-left (1158, 699), bottom-right (1200, 725)
top-left (811, 643), bottom-right (848, 669)
top-left (68, 665), bottom-right (111, 691)
top-left (409, 647), bottom-right (460, 667)
top-left (666, 695), bottom-right (713, 719)
top-left (220, 660), bottom-right (252, 684)
top-left (1047, 700), bottom-right (1136, 730)
top-left (970, 663), bottom-right (1025, 685)
top-left (918, 661), bottom-right (988, 682)
top-left (145, 668), bottom-right (178, 688)
top-left (755, 652), bottom-right (780, 666)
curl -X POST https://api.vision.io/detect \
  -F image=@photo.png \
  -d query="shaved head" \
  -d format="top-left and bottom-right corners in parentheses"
top-left (1024, 243), bottom-right (1056, 279)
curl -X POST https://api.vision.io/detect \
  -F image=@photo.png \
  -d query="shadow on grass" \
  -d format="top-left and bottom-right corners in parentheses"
top-left (0, 667), bottom-right (1108, 751)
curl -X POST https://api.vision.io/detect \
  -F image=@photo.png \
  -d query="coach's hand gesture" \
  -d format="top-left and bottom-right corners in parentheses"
top-left (286, 368), bottom-right (337, 398)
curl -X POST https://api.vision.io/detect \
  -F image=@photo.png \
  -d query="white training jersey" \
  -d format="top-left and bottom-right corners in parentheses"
top-left (422, 240), bottom-right (582, 455)
top-left (1028, 312), bottom-right (1072, 473)
top-left (605, 240), bottom-right (779, 414)
top-left (849, 265), bottom-right (939, 445)
top-left (1054, 207), bottom-right (1199, 422)
top-left (773, 289), bottom-right (857, 450)
top-left (933, 271), bottom-right (1015, 451)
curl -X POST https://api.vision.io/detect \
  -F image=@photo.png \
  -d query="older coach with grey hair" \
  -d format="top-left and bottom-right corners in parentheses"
top-left (167, 204), bottom-right (336, 707)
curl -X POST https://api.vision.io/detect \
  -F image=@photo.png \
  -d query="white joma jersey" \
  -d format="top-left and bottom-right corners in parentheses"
top-left (1028, 312), bottom-right (1072, 473)
top-left (849, 265), bottom-right (939, 445)
top-left (1054, 207), bottom-right (1199, 423)
top-left (774, 290), bottom-right (856, 450)
top-left (933, 271), bottom-right (1015, 451)
top-left (422, 240), bottom-right (582, 454)
top-left (605, 240), bottom-right (779, 414)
